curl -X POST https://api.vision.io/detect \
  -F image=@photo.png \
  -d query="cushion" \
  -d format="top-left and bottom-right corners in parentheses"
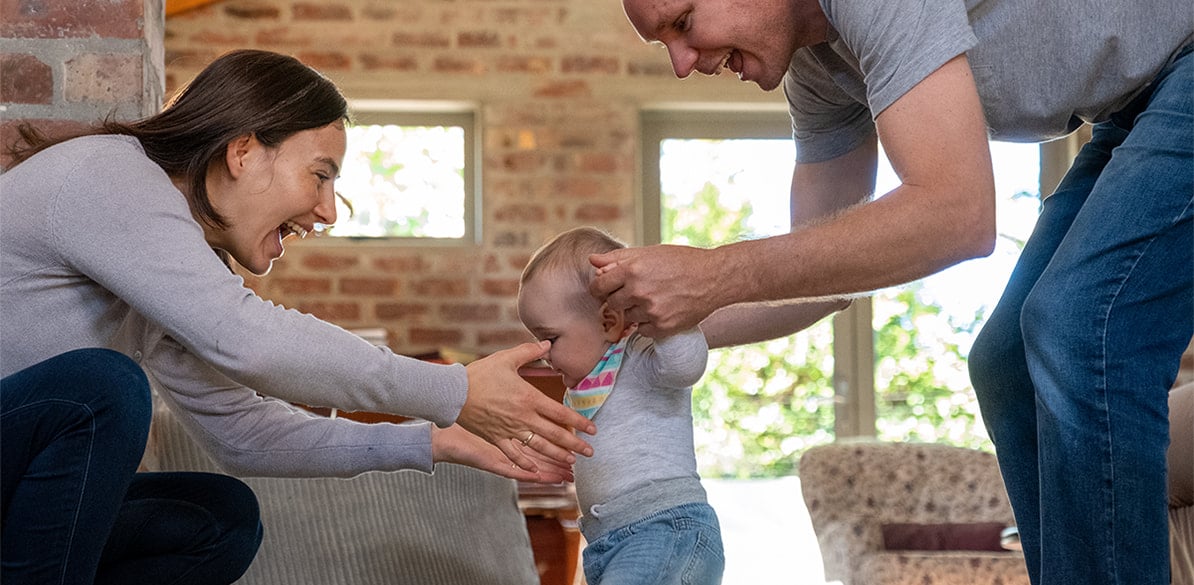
top-left (881, 522), bottom-right (1008, 552)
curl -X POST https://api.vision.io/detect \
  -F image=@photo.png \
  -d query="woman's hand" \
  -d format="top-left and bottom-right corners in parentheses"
top-left (588, 244), bottom-right (726, 338)
top-left (431, 424), bottom-right (574, 484)
top-left (458, 341), bottom-right (595, 472)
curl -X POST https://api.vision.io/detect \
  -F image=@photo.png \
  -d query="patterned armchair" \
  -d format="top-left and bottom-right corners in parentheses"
top-left (799, 441), bottom-right (1029, 585)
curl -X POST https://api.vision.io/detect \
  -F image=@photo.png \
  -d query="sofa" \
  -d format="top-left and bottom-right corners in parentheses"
top-left (1171, 381), bottom-right (1193, 585)
top-left (140, 399), bottom-right (541, 585)
top-left (799, 441), bottom-right (1029, 585)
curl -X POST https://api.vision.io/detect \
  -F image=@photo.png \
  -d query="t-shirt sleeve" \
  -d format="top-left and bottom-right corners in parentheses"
top-left (785, 0), bottom-right (977, 163)
top-left (825, 0), bottom-right (976, 117)
top-left (785, 49), bottom-right (876, 163)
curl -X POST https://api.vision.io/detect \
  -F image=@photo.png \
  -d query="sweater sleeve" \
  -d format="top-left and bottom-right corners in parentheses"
top-left (146, 335), bottom-right (434, 477)
top-left (50, 136), bottom-right (467, 427)
top-left (640, 329), bottom-right (709, 390)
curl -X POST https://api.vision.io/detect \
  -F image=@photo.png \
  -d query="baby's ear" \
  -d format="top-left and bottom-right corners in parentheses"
top-left (600, 302), bottom-right (626, 342)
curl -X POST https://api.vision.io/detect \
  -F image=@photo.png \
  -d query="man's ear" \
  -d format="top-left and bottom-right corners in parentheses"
top-left (223, 133), bottom-right (257, 179)
top-left (601, 302), bottom-right (626, 342)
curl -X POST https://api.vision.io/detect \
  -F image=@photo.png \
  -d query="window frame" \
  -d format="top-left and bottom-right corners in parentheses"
top-left (320, 101), bottom-right (481, 247)
top-left (639, 108), bottom-right (1064, 440)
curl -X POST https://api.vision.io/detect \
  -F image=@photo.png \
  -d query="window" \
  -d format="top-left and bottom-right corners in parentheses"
top-left (643, 109), bottom-right (1043, 458)
top-left (331, 104), bottom-right (478, 243)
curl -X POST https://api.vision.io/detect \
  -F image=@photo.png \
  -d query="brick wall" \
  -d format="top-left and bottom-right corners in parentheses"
top-left (163, 0), bottom-right (784, 356)
top-left (1, 0), bottom-right (165, 168)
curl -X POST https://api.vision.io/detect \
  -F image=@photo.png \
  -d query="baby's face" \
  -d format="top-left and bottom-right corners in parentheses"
top-left (517, 272), bottom-right (611, 388)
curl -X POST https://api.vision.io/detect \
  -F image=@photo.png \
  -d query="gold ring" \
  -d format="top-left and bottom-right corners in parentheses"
top-left (521, 431), bottom-right (535, 446)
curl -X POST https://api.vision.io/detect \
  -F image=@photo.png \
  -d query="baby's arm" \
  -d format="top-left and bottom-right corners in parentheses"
top-left (700, 298), bottom-right (852, 349)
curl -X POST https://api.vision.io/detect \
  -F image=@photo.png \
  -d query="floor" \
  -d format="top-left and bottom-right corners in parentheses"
top-left (702, 476), bottom-right (835, 585)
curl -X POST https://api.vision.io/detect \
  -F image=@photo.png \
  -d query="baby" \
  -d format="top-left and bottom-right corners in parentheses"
top-left (518, 226), bottom-right (723, 585)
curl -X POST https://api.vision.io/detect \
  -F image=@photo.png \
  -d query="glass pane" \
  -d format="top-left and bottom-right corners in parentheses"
top-left (660, 138), bottom-right (836, 479)
top-left (334, 124), bottom-right (467, 238)
top-left (872, 142), bottom-right (1042, 449)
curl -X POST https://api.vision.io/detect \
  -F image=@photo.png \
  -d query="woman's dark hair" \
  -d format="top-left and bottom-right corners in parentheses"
top-left (6, 49), bottom-right (349, 229)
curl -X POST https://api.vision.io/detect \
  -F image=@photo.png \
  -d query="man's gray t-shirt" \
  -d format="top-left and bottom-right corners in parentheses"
top-left (785, 0), bottom-right (1194, 163)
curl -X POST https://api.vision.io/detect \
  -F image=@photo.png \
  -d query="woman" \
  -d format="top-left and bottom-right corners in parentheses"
top-left (0, 49), bottom-right (593, 584)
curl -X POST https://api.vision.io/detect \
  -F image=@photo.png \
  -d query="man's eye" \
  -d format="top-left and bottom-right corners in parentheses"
top-left (675, 13), bottom-right (689, 31)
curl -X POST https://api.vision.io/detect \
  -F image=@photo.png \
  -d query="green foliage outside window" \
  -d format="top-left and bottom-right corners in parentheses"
top-left (662, 140), bottom-right (1004, 479)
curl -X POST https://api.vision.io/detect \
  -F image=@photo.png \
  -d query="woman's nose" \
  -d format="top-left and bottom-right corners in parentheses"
top-left (313, 187), bottom-right (338, 225)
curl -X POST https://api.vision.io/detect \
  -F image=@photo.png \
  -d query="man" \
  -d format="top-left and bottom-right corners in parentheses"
top-left (590, 0), bottom-right (1193, 583)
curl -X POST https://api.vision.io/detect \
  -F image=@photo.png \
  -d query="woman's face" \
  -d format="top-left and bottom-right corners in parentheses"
top-left (518, 271), bottom-right (614, 389)
top-left (203, 120), bottom-right (346, 275)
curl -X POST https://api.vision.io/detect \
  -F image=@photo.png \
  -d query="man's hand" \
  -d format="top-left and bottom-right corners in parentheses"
top-left (457, 341), bottom-right (595, 472)
top-left (431, 424), bottom-right (574, 484)
top-left (588, 244), bottom-right (726, 338)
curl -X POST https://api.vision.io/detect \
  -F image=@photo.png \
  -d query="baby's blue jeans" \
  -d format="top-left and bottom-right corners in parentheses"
top-left (582, 502), bottom-right (724, 585)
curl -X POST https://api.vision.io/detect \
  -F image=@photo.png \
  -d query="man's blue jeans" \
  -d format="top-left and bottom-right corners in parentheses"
top-left (969, 46), bottom-right (1193, 585)
top-left (1, 348), bottom-right (262, 585)
top-left (582, 502), bottom-right (724, 585)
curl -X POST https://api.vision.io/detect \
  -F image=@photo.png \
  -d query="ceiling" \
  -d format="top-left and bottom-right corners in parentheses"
top-left (165, 0), bottom-right (224, 16)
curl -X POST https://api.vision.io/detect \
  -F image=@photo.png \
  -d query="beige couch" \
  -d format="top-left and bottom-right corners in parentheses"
top-left (1171, 382), bottom-right (1193, 585)
top-left (799, 441), bottom-right (1029, 585)
top-left (141, 401), bottom-right (541, 585)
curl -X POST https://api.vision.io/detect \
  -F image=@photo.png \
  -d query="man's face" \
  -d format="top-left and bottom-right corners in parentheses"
top-left (621, 0), bottom-right (827, 91)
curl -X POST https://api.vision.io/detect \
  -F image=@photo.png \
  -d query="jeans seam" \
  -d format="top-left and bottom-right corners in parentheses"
top-left (63, 403), bottom-right (96, 585)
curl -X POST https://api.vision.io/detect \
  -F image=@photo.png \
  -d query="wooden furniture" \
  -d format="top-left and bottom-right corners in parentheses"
top-left (517, 366), bottom-right (583, 585)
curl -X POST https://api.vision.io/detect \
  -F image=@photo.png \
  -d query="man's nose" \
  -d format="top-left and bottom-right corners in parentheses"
top-left (666, 42), bottom-right (698, 78)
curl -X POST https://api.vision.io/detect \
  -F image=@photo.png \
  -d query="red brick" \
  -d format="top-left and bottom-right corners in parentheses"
top-left (481, 278), bottom-right (521, 297)
top-left (0, 53), bottom-right (51, 104)
top-left (300, 252), bottom-right (359, 271)
top-left (297, 52), bottom-right (352, 71)
top-left (298, 301), bottom-right (361, 322)
top-left (499, 151), bottom-right (546, 172)
top-left (272, 277), bottom-right (333, 295)
top-left (64, 53), bottom-right (142, 104)
top-left (376, 302), bottom-right (430, 320)
top-left (340, 277), bottom-right (399, 296)
top-left (256, 27), bottom-right (312, 46)
top-left (627, 60), bottom-right (674, 77)
top-left (409, 328), bottom-right (464, 347)
top-left (553, 177), bottom-right (602, 199)
top-left (360, 54), bottom-right (418, 72)
top-left (574, 204), bottom-right (624, 222)
top-left (494, 204), bottom-right (547, 223)
top-left (372, 256), bottom-right (427, 273)
top-left (458, 31), bottom-right (501, 49)
top-left (533, 80), bottom-right (590, 98)
top-left (392, 32), bottom-right (450, 49)
top-left (189, 30), bottom-right (250, 45)
top-left (560, 56), bottom-right (619, 75)
top-left (412, 278), bottom-right (470, 297)
top-left (433, 56), bottom-right (486, 75)
top-left (1, 0), bottom-right (143, 39)
top-left (293, 3), bottom-right (352, 20)
top-left (496, 56), bottom-right (552, 74)
top-left (224, 4), bottom-right (281, 20)
top-left (440, 303), bottom-right (501, 322)
top-left (492, 231), bottom-right (531, 248)
top-left (478, 329), bottom-right (536, 347)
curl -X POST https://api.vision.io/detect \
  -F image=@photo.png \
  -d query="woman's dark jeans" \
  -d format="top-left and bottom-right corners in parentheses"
top-left (2, 348), bottom-right (262, 584)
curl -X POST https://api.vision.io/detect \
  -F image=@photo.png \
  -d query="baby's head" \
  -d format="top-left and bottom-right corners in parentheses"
top-left (518, 227), bottom-right (628, 388)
